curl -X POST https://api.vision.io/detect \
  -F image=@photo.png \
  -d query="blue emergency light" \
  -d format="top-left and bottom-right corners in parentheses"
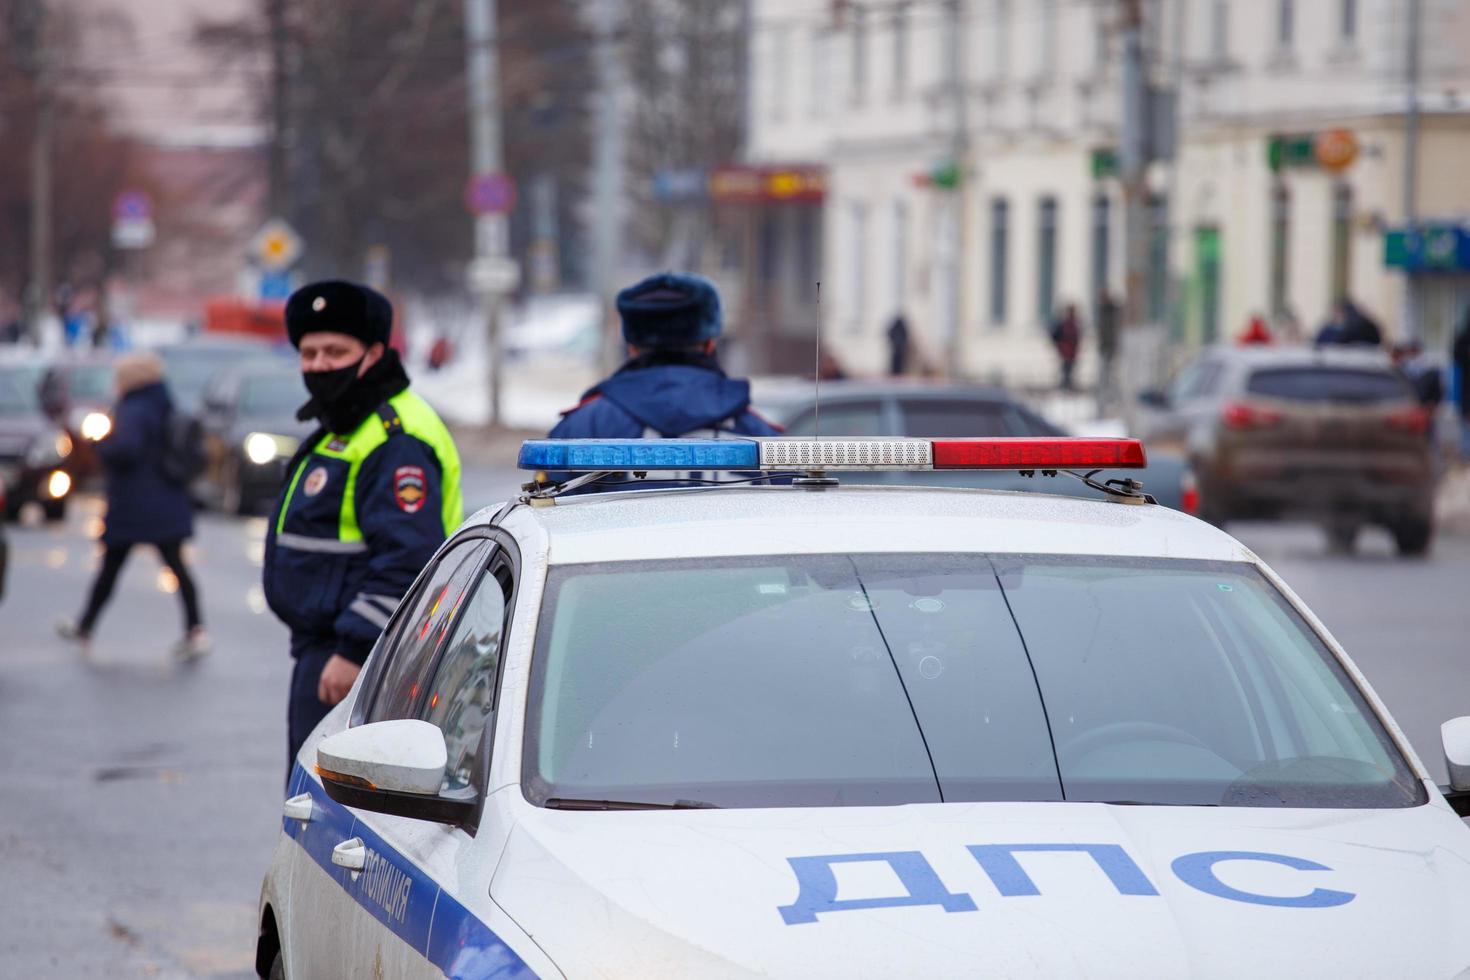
top-left (518, 437), bottom-right (1146, 473)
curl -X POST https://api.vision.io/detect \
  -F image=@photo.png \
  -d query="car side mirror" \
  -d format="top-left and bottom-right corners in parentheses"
top-left (1439, 716), bottom-right (1470, 816)
top-left (1137, 389), bottom-right (1169, 409)
top-left (317, 719), bottom-right (475, 825)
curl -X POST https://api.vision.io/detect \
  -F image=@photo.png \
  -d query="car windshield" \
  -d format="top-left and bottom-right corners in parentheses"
top-left (239, 373), bottom-right (305, 418)
top-left (0, 368), bottom-right (41, 415)
top-left (64, 364), bottom-right (113, 401)
top-left (162, 346), bottom-right (282, 408)
top-left (527, 554), bottom-right (1423, 810)
top-left (1246, 367), bottom-right (1410, 403)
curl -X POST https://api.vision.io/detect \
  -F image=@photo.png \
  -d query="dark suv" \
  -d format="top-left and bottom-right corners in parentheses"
top-left (1138, 347), bottom-right (1435, 554)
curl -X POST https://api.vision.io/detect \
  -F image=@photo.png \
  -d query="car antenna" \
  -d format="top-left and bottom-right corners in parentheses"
top-left (813, 281), bottom-right (821, 440)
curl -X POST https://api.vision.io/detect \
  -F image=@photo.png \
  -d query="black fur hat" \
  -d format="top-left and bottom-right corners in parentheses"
top-left (285, 280), bottom-right (393, 349)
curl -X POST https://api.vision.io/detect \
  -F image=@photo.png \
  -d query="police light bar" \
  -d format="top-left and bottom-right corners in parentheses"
top-left (518, 437), bottom-right (1145, 473)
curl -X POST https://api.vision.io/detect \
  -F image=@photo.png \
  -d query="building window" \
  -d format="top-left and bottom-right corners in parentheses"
top-left (1036, 196), bottom-right (1058, 323)
top-left (1194, 224), bottom-right (1222, 343)
top-left (989, 197), bottom-right (1009, 326)
top-left (1093, 5), bottom-right (1110, 70)
top-left (1039, 0), bottom-right (1059, 75)
top-left (891, 4), bottom-right (909, 100)
top-left (1091, 194), bottom-right (1111, 319)
top-left (1146, 193), bottom-right (1170, 324)
top-left (1210, 1), bottom-right (1229, 61)
top-left (771, 27), bottom-right (789, 122)
top-left (1331, 183), bottom-right (1353, 302)
top-left (1339, 0), bottom-right (1357, 42)
top-left (891, 199), bottom-right (908, 313)
top-left (849, 202), bottom-right (868, 332)
top-left (1277, 0), bottom-right (1294, 49)
top-left (992, 0), bottom-right (1011, 81)
top-left (810, 29), bottom-right (828, 117)
top-left (850, 8), bottom-right (868, 106)
top-left (1269, 183), bottom-right (1290, 316)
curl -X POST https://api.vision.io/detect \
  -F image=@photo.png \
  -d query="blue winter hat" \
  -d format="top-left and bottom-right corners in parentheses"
top-left (616, 272), bottom-right (722, 348)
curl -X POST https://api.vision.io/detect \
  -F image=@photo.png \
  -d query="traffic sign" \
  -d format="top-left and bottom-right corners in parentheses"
top-left (112, 190), bottom-right (152, 221)
top-left (259, 270), bottom-right (293, 301)
top-left (1314, 129), bottom-right (1359, 173)
top-left (250, 218), bottom-right (304, 270)
top-left (465, 172), bottom-right (517, 216)
top-left (467, 256), bottom-right (521, 294)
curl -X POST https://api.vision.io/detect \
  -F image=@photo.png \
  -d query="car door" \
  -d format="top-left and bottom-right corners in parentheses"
top-left (285, 536), bottom-right (493, 980)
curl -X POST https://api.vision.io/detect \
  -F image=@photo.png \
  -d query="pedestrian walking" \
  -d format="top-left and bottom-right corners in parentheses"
top-left (56, 352), bottom-right (208, 659)
top-left (549, 272), bottom-right (783, 448)
top-left (1317, 298), bottom-right (1382, 347)
top-left (263, 281), bottom-right (463, 768)
top-left (1050, 303), bottom-right (1082, 391)
top-left (886, 313), bottom-right (910, 376)
top-left (1238, 314), bottom-right (1273, 345)
top-left (1453, 308), bottom-right (1470, 458)
top-left (1095, 290), bottom-right (1120, 408)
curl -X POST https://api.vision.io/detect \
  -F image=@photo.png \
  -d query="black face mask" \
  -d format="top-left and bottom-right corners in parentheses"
top-left (301, 358), bottom-right (364, 408)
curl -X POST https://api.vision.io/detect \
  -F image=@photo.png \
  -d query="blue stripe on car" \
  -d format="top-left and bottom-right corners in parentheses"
top-left (285, 763), bottom-right (539, 979)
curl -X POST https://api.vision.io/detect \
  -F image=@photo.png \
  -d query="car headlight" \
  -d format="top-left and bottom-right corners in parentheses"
top-left (55, 431), bottom-right (73, 459)
top-left (25, 430), bottom-right (71, 467)
top-left (80, 411), bottom-right (111, 442)
top-left (47, 469), bottom-right (71, 499)
top-left (244, 432), bottom-right (282, 465)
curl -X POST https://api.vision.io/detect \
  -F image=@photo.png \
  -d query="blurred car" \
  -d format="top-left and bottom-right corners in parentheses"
top-left (764, 381), bottom-right (1188, 510)
top-left (197, 364), bottom-right (313, 514)
top-left (0, 363), bottom-right (75, 521)
top-left (157, 334), bottom-right (294, 415)
top-left (1136, 346), bottom-right (1434, 555)
top-left (38, 353), bottom-right (117, 483)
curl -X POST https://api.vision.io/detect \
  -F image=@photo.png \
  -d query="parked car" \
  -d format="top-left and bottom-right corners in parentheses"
top-left (0, 362), bottom-right (75, 521)
top-left (197, 364), bottom-right (313, 514)
top-left (157, 335), bottom-right (294, 415)
top-left (38, 353), bottom-right (116, 484)
top-left (1135, 346), bottom-right (1434, 555)
top-left (763, 381), bottom-right (1189, 511)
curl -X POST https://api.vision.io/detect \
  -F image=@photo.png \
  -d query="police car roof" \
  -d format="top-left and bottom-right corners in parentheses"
top-left (500, 484), bottom-right (1249, 567)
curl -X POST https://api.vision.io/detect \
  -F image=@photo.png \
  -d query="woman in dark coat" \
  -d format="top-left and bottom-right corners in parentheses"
top-left (57, 352), bottom-right (208, 659)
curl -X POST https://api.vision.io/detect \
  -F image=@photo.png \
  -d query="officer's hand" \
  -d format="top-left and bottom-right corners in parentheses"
top-left (317, 654), bottom-right (362, 706)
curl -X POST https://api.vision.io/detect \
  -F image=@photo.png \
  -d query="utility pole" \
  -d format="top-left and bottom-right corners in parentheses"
top-left (20, 0), bottom-right (53, 344)
top-left (267, 0), bottom-right (290, 220)
top-left (464, 0), bottom-right (509, 426)
top-left (590, 0), bottom-right (626, 374)
top-left (941, 0), bottom-right (968, 373)
top-left (1401, 0), bottom-right (1422, 342)
top-left (1118, 0), bottom-right (1149, 408)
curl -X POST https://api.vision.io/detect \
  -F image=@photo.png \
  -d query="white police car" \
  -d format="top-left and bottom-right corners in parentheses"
top-left (258, 437), bottom-right (1470, 979)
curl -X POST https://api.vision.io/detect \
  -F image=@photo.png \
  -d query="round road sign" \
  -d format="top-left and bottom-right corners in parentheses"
top-left (465, 172), bottom-right (517, 216)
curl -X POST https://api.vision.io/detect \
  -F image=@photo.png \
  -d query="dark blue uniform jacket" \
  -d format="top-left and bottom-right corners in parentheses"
top-left (263, 414), bottom-right (448, 665)
top-left (97, 382), bottom-right (194, 546)
top-left (549, 355), bottom-right (781, 440)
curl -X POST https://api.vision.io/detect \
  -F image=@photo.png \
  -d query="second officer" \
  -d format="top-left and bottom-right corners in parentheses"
top-left (264, 280), bottom-right (463, 765)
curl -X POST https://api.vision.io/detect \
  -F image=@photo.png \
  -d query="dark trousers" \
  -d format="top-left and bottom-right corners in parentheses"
top-left (78, 540), bottom-right (202, 635)
top-left (287, 645), bottom-right (337, 770)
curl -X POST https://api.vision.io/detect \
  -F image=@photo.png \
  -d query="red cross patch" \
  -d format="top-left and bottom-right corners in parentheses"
top-left (393, 465), bottom-right (428, 513)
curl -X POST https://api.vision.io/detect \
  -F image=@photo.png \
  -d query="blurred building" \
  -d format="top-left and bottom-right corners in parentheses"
top-left (746, 0), bottom-right (1470, 383)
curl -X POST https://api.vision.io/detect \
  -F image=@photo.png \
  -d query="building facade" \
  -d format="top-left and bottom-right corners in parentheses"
top-left (746, 0), bottom-right (1470, 384)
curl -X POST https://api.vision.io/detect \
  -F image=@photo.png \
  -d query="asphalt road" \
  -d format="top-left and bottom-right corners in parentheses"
top-left (0, 477), bottom-right (1466, 978)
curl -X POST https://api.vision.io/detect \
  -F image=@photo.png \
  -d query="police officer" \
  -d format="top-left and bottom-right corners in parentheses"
top-left (551, 272), bottom-right (782, 442)
top-left (265, 281), bottom-right (463, 766)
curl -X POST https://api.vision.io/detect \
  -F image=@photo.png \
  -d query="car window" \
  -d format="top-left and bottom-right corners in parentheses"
top-left (781, 400), bottom-right (886, 437)
top-left (0, 368), bottom-right (41, 415)
top-left (239, 374), bottom-right (306, 417)
top-left (368, 539), bottom-right (493, 723)
top-left (526, 554), bottom-right (1422, 810)
top-left (1168, 360), bottom-right (1221, 403)
top-left (1010, 405), bottom-right (1067, 437)
top-left (420, 563), bottom-right (511, 794)
top-left (996, 556), bottom-right (1423, 808)
top-left (900, 399), bottom-right (1012, 437)
top-left (1245, 367), bottom-right (1411, 403)
top-left (66, 365), bottom-right (113, 401)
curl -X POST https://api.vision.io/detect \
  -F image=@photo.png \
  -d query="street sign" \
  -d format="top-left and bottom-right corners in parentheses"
top-left (1384, 224), bottom-right (1470, 272)
top-left (465, 172), bottom-right (517, 215)
top-left (467, 256), bottom-right (521, 294)
top-left (1314, 129), bottom-right (1359, 173)
top-left (259, 270), bottom-right (293, 301)
top-left (250, 218), bottom-right (304, 270)
top-left (112, 190), bottom-right (152, 222)
top-left (651, 168), bottom-right (708, 204)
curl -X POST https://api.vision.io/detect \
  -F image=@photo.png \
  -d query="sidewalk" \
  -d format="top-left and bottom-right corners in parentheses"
top-left (1438, 465), bottom-right (1470, 536)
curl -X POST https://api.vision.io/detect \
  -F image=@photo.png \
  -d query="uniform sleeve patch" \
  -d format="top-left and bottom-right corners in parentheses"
top-left (393, 465), bottom-right (428, 513)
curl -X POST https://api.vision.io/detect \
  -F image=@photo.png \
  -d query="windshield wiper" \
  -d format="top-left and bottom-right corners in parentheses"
top-left (543, 797), bottom-right (722, 811)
